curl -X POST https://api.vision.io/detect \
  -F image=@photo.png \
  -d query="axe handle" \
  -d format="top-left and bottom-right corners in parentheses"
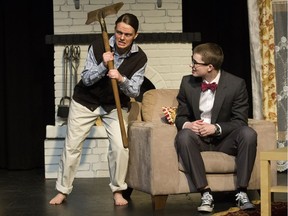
top-left (102, 31), bottom-right (129, 148)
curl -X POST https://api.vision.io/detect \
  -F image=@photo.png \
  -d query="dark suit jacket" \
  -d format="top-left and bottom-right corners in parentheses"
top-left (175, 70), bottom-right (249, 139)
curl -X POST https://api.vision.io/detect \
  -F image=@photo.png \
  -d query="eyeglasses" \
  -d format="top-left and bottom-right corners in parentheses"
top-left (190, 58), bottom-right (209, 68)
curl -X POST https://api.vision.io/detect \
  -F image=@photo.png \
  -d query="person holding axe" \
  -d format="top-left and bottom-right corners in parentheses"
top-left (49, 13), bottom-right (147, 206)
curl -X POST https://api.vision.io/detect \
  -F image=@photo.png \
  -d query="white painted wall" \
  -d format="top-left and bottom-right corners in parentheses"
top-left (45, 0), bottom-right (192, 178)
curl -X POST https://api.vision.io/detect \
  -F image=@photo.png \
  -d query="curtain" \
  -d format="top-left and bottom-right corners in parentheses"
top-left (273, 1), bottom-right (288, 172)
top-left (248, 0), bottom-right (287, 172)
top-left (248, 0), bottom-right (277, 120)
top-left (0, 1), bottom-right (54, 169)
top-left (248, 0), bottom-right (264, 119)
top-left (258, 0), bottom-right (277, 122)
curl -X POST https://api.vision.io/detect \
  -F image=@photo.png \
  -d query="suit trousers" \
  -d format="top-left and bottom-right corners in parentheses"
top-left (55, 99), bottom-right (129, 195)
top-left (175, 126), bottom-right (257, 191)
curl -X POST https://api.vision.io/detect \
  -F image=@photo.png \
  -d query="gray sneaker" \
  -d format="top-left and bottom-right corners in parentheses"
top-left (197, 192), bottom-right (214, 213)
top-left (235, 191), bottom-right (255, 210)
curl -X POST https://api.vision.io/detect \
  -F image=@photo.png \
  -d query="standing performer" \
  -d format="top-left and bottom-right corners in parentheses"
top-left (49, 13), bottom-right (147, 206)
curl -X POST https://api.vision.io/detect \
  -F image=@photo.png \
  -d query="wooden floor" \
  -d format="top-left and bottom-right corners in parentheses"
top-left (0, 169), bottom-right (286, 216)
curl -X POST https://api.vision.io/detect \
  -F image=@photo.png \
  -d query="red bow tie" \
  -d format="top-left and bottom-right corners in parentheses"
top-left (201, 82), bottom-right (218, 92)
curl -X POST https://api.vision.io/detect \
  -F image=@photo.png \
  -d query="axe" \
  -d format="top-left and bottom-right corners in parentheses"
top-left (85, 2), bottom-right (129, 148)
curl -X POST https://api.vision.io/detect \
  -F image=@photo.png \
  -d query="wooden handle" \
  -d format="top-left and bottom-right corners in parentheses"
top-left (102, 31), bottom-right (129, 148)
top-left (111, 79), bottom-right (129, 148)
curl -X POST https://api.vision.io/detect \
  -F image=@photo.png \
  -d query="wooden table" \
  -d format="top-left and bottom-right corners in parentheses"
top-left (260, 147), bottom-right (288, 216)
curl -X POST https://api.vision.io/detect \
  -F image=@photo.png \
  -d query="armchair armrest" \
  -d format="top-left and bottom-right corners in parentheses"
top-left (248, 119), bottom-right (276, 152)
top-left (248, 119), bottom-right (277, 188)
top-left (128, 100), bottom-right (142, 122)
top-left (127, 122), bottom-right (180, 195)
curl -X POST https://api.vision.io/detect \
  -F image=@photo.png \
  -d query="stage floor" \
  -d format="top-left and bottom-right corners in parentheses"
top-left (0, 169), bottom-right (286, 216)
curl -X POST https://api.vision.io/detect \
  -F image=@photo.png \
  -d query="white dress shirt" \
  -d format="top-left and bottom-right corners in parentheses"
top-left (199, 71), bottom-right (221, 123)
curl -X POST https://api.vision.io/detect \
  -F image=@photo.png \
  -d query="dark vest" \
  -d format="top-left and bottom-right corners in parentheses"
top-left (73, 40), bottom-right (147, 113)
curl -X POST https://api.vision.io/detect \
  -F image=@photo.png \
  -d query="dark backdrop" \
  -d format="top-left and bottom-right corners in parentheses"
top-left (0, 1), bottom-right (55, 169)
top-left (182, 0), bottom-right (252, 117)
top-left (0, 1), bottom-right (251, 169)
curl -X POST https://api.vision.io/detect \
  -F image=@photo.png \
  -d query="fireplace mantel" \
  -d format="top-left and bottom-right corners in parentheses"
top-left (45, 32), bottom-right (201, 45)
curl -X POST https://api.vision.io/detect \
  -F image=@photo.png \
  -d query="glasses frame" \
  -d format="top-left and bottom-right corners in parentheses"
top-left (191, 58), bottom-right (210, 67)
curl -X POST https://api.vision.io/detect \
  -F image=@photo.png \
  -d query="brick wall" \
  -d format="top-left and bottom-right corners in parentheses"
top-left (53, 0), bottom-right (183, 34)
top-left (45, 0), bottom-right (193, 178)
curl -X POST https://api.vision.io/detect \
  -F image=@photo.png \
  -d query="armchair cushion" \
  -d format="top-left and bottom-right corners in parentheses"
top-left (180, 152), bottom-right (236, 173)
top-left (202, 152), bottom-right (236, 173)
top-left (179, 152), bottom-right (236, 174)
top-left (142, 89), bottom-right (178, 123)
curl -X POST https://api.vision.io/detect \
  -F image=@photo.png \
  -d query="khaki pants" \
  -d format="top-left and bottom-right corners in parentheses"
top-left (55, 99), bottom-right (129, 195)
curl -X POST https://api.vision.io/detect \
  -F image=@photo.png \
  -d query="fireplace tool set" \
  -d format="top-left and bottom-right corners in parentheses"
top-left (57, 45), bottom-right (81, 120)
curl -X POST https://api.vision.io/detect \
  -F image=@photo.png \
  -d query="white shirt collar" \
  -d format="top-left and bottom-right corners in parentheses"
top-left (204, 70), bottom-right (221, 84)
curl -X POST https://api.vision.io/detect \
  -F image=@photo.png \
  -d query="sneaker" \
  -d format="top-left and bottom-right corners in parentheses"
top-left (235, 191), bottom-right (255, 210)
top-left (197, 192), bottom-right (214, 213)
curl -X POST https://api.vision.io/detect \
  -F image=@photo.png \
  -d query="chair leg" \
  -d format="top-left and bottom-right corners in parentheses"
top-left (151, 195), bottom-right (168, 210)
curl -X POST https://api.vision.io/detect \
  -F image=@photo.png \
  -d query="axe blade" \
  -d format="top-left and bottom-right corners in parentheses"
top-left (85, 2), bottom-right (124, 25)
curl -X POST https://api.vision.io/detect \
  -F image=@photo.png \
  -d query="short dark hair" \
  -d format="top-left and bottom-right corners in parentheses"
top-left (115, 13), bottom-right (139, 32)
top-left (193, 43), bottom-right (224, 70)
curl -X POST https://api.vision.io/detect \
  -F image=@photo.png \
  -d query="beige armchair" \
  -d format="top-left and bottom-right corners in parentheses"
top-left (126, 89), bottom-right (277, 210)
